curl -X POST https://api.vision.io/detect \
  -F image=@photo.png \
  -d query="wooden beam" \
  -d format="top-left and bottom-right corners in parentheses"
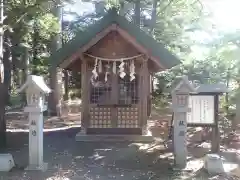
top-left (59, 24), bottom-right (118, 69)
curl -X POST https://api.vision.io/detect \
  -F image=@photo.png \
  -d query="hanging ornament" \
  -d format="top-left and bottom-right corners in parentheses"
top-left (98, 59), bottom-right (102, 73)
top-left (119, 59), bottom-right (125, 68)
top-left (112, 61), bottom-right (117, 74)
top-left (92, 58), bottom-right (98, 79)
top-left (105, 62), bottom-right (110, 82)
top-left (119, 59), bottom-right (126, 79)
top-left (120, 71), bottom-right (126, 79)
top-left (105, 72), bottom-right (108, 82)
top-left (130, 60), bottom-right (135, 81)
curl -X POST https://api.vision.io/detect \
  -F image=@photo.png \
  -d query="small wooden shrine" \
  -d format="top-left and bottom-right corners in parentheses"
top-left (50, 9), bottom-right (180, 135)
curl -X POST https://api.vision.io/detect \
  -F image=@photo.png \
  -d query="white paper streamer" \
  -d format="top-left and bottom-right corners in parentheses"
top-left (130, 60), bottom-right (135, 81)
top-left (119, 59), bottom-right (126, 79)
top-left (119, 60), bottom-right (125, 68)
top-left (98, 59), bottom-right (102, 73)
top-left (105, 72), bottom-right (108, 82)
top-left (92, 58), bottom-right (98, 79)
top-left (120, 71), bottom-right (126, 79)
top-left (112, 61), bottom-right (117, 74)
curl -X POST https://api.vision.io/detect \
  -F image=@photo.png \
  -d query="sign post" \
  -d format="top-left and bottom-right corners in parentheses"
top-left (18, 75), bottom-right (51, 171)
top-left (171, 76), bottom-right (195, 168)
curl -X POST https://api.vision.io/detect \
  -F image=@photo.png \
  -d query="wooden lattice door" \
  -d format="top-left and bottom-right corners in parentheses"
top-left (116, 75), bottom-right (140, 128)
top-left (88, 66), bottom-right (140, 132)
top-left (89, 71), bottom-right (114, 128)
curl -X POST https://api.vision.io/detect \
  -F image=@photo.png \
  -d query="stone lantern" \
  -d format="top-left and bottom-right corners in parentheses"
top-left (18, 75), bottom-right (51, 171)
top-left (171, 76), bottom-right (195, 168)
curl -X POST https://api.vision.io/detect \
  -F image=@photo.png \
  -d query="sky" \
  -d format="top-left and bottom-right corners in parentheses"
top-left (64, 1), bottom-right (94, 18)
top-left (203, 0), bottom-right (240, 31)
top-left (65, 0), bottom-right (240, 31)
top-left (63, 0), bottom-right (240, 61)
top-left (64, 0), bottom-right (240, 53)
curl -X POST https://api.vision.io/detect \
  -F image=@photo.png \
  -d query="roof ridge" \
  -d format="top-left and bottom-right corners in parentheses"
top-left (50, 9), bottom-right (181, 71)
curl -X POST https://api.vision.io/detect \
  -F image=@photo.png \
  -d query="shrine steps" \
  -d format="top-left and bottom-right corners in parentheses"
top-left (75, 133), bottom-right (154, 142)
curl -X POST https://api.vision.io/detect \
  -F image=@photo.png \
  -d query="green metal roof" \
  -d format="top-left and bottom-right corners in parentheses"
top-left (50, 9), bottom-right (181, 70)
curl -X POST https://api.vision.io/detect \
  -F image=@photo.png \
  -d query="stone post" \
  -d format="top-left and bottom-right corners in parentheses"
top-left (171, 76), bottom-right (195, 168)
top-left (18, 75), bottom-right (51, 171)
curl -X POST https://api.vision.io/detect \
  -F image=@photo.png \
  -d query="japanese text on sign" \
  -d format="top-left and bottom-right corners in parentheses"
top-left (179, 120), bottom-right (185, 126)
top-left (32, 130), bottom-right (36, 136)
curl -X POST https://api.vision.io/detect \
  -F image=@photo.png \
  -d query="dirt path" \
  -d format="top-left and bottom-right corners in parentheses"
top-left (6, 111), bottom-right (81, 130)
top-left (2, 109), bottom-right (239, 179)
top-left (0, 128), bottom-right (239, 180)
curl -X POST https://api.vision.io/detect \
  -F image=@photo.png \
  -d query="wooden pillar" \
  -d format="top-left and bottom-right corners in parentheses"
top-left (111, 71), bottom-right (118, 128)
top-left (147, 72), bottom-right (151, 117)
top-left (80, 56), bottom-right (89, 133)
top-left (211, 94), bottom-right (220, 153)
top-left (140, 57), bottom-right (149, 134)
top-left (233, 91), bottom-right (240, 130)
top-left (63, 70), bottom-right (69, 101)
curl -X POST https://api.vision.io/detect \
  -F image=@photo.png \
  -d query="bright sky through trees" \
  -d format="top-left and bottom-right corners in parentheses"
top-left (65, 0), bottom-right (240, 30)
top-left (63, 0), bottom-right (240, 49)
top-left (204, 0), bottom-right (240, 31)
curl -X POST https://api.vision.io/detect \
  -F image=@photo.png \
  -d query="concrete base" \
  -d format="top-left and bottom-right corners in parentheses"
top-left (0, 154), bottom-right (15, 172)
top-left (204, 154), bottom-right (224, 174)
top-left (25, 162), bottom-right (48, 172)
top-left (75, 133), bottom-right (154, 142)
top-left (236, 151), bottom-right (240, 164)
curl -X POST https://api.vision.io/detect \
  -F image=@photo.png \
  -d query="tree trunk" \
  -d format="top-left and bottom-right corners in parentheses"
top-left (22, 47), bottom-right (29, 84)
top-left (10, 34), bottom-right (21, 89)
top-left (3, 34), bottom-right (11, 105)
top-left (32, 18), bottom-right (40, 75)
top-left (150, 0), bottom-right (158, 33)
top-left (225, 68), bottom-right (231, 115)
top-left (0, 0), bottom-right (6, 148)
top-left (48, 3), bottom-right (62, 116)
top-left (119, 1), bottom-right (125, 16)
top-left (134, 0), bottom-right (141, 26)
top-left (21, 47), bottom-right (29, 105)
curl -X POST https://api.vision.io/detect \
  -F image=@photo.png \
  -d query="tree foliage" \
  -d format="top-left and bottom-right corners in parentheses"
top-left (0, 0), bottom-right (239, 147)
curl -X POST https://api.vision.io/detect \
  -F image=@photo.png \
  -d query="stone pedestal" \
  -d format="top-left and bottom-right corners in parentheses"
top-left (24, 107), bottom-right (47, 171)
top-left (173, 115), bottom-right (188, 168)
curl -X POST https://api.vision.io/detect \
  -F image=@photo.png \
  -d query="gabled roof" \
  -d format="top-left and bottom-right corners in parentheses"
top-left (195, 84), bottom-right (228, 93)
top-left (18, 75), bottom-right (51, 94)
top-left (172, 75), bottom-right (195, 94)
top-left (50, 8), bottom-right (181, 70)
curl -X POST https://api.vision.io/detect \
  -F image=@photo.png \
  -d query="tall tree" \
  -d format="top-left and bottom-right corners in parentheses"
top-left (0, 0), bottom-right (6, 147)
top-left (149, 0), bottom-right (158, 34)
top-left (48, 1), bottom-right (62, 116)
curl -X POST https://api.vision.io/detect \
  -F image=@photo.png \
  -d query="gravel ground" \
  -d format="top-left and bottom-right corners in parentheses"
top-left (1, 109), bottom-right (239, 180)
top-left (0, 128), bottom-right (239, 180)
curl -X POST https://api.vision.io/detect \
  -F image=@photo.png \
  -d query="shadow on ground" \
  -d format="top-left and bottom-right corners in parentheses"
top-left (0, 128), bottom-right (239, 180)
top-left (2, 108), bottom-right (240, 180)
top-left (6, 112), bottom-right (81, 130)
